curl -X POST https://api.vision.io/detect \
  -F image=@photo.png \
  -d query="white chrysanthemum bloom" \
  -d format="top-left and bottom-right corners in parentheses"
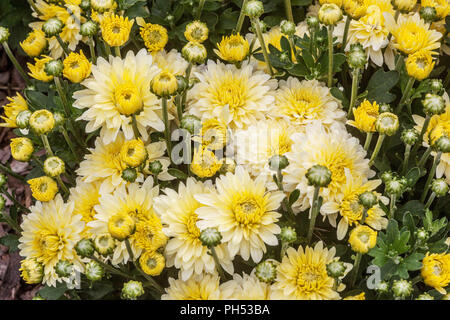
top-left (154, 178), bottom-right (234, 281)
top-left (225, 272), bottom-right (272, 300)
top-left (73, 49), bottom-right (164, 144)
top-left (284, 122), bottom-right (374, 215)
top-left (30, 2), bottom-right (84, 59)
top-left (187, 60), bottom-right (277, 130)
top-left (161, 273), bottom-right (236, 300)
top-left (195, 166), bottom-right (285, 263)
top-left (321, 171), bottom-right (388, 239)
top-left (152, 49), bottom-right (189, 76)
top-left (271, 78), bottom-right (346, 127)
top-left (88, 177), bottom-right (160, 265)
top-left (18, 194), bottom-right (85, 287)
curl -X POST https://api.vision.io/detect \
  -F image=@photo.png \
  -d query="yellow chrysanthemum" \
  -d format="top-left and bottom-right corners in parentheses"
top-left (154, 178), bottom-right (234, 280)
top-left (226, 273), bottom-right (272, 300)
top-left (87, 177), bottom-right (160, 265)
top-left (343, 0), bottom-right (366, 19)
top-left (194, 118), bottom-right (229, 150)
top-left (18, 194), bottom-right (85, 286)
top-left (152, 49), bottom-right (189, 76)
top-left (20, 29), bottom-right (47, 57)
top-left (10, 137), bottom-right (34, 162)
top-left (69, 180), bottom-right (102, 233)
top-left (161, 273), bottom-right (235, 300)
top-left (28, 176), bottom-right (59, 202)
top-left (134, 214), bottom-right (167, 252)
top-left (100, 13), bottom-right (134, 47)
top-left (348, 225), bottom-right (377, 253)
top-left (320, 0), bottom-right (343, 7)
top-left (108, 211), bottom-right (136, 240)
top-left (348, 99), bottom-right (380, 133)
top-left (187, 60), bottom-right (277, 130)
top-left (271, 242), bottom-right (340, 300)
top-left (120, 139), bottom-right (147, 167)
top-left (20, 258), bottom-right (44, 284)
top-left (28, 56), bottom-right (54, 82)
top-left (195, 166), bottom-right (284, 263)
top-left (139, 251), bottom-right (165, 276)
top-left (214, 33), bottom-right (250, 63)
top-left (344, 292), bottom-right (366, 300)
top-left (184, 20), bottom-right (209, 43)
top-left (0, 93), bottom-right (28, 128)
top-left (190, 146), bottom-right (223, 178)
top-left (422, 0), bottom-right (450, 19)
top-left (384, 12), bottom-right (442, 55)
top-left (136, 17), bottom-right (168, 53)
top-left (421, 252), bottom-right (450, 294)
top-left (63, 50), bottom-right (92, 83)
top-left (73, 49), bottom-right (163, 144)
top-left (406, 49), bottom-right (435, 80)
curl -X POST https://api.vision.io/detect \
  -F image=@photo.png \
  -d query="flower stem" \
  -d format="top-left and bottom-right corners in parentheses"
top-left (210, 247), bottom-right (226, 280)
top-left (235, 0), bottom-right (249, 34)
top-left (1, 186), bottom-right (30, 215)
top-left (252, 17), bottom-right (274, 76)
top-left (306, 186), bottom-right (320, 244)
top-left (412, 115), bottom-right (430, 156)
top-left (41, 135), bottom-right (54, 157)
top-left (55, 175), bottom-right (69, 196)
top-left (424, 192), bottom-right (436, 209)
top-left (88, 38), bottom-right (97, 64)
top-left (348, 67), bottom-right (360, 118)
top-left (114, 46), bottom-right (121, 58)
top-left (1, 42), bottom-right (31, 86)
top-left (195, 0), bottom-right (206, 20)
top-left (181, 62), bottom-right (193, 111)
top-left (60, 126), bottom-right (81, 162)
top-left (56, 35), bottom-right (70, 56)
top-left (327, 25), bottom-right (334, 88)
top-left (131, 114), bottom-right (140, 139)
top-left (418, 146), bottom-right (432, 168)
top-left (364, 132), bottom-right (373, 151)
top-left (401, 144), bottom-right (412, 175)
top-left (395, 77), bottom-right (415, 114)
top-left (342, 15), bottom-right (351, 50)
top-left (90, 256), bottom-right (133, 279)
top-left (389, 194), bottom-right (396, 219)
top-left (162, 97), bottom-right (172, 161)
top-left (284, 0), bottom-right (294, 23)
top-left (369, 134), bottom-right (385, 166)
top-left (0, 163), bottom-right (25, 182)
top-left (103, 40), bottom-right (112, 57)
top-left (350, 253), bottom-right (362, 288)
top-left (420, 152), bottom-right (442, 202)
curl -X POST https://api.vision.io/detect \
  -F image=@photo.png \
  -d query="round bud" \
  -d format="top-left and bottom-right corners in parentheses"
top-left (433, 136), bottom-right (450, 153)
top-left (269, 155), bottom-right (289, 171)
top-left (121, 167), bottom-right (137, 183)
top-left (85, 260), bottom-right (104, 282)
top-left (42, 18), bottom-right (64, 37)
top-left (243, 0), bottom-right (265, 18)
top-left (375, 281), bottom-right (389, 294)
top-left (20, 258), bottom-right (44, 284)
top-left (121, 280), bottom-right (145, 300)
top-left (378, 103), bottom-right (392, 114)
top-left (10, 137), bottom-right (34, 162)
top-left (55, 260), bottom-right (73, 278)
top-left (359, 191), bottom-right (378, 209)
top-left (429, 79), bottom-right (444, 95)
top-left (306, 165), bottom-right (332, 187)
top-left (151, 71), bottom-right (178, 97)
top-left (255, 260), bottom-right (277, 283)
top-left (347, 49), bottom-right (367, 69)
top-left (326, 260), bottom-right (346, 278)
top-left (181, 115), bottom-right (202, 134)
top-left (80, 21), bottom-right (98, 37)
top-left (431, 179), bottom-right (449, 197)
top-left (199, 228), bottom-right (222, 248)
top-left (385, 178), bottom-right (405, 196)
top-left (29, 110), bottom-right (55, 135)
top-left (318, 3), bottom-right (343, 26)
top-left (166, 15), bottom-right (174, 23)
top-left (380, 171), bottom-right (395, 183)
top-left (182, 42), bottom-right (207, 64)
top-left (184, 20), bottom-right (209, 43)
top-left (279, 52), bottom-right (290, 63)
top-left (108, 212), bottom-right (135, 241)
top-left (0, 174), bottom-right (7, 189)
top-left (349, 43), bottom-right (364, 53)
top-left (94, 233), bottom-right (116, 256)
top-left (416, 293), bottom-right (434, 300)
top-left (53, 111), bottom-right (65, 127)
top-left (16, 110), bottom-right (32, 129)
top-left (44, 156), bottom-right (65, 177)
top-left (0, 27), bottom-right (10, 43)
top-left (280, 20), bottom-right (296, 36)
top-left (75, 239), bottom-right (95, 258)
top-left (148, 160), bottom-right (163, 176)
top-left (306, 16), bottom-right (319, 30)
top-left (415, 227), bottom-right (428, 241)
top-left (420, 6), bottom-right (437, 23)
top-left (392, 279), bottom-right (412, 298)
top-left (401, 128), bottom-right (419, 146)
top-left (280, 226), bottom-right (297, 243)
top-left (375, 112), bottom-right (399, 136)
top-left (44, 59), bottom-right (63, 77)
top-left (423, 93), bottom-right (445, 116)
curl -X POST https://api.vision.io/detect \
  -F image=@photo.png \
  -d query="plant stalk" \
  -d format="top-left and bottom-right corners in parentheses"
top-left (306, 186), bottom-right (320, 244)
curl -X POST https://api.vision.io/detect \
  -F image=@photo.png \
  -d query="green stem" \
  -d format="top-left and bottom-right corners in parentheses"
top-left (401, 144), bottom-right (412, 175)
top-left (361, 208), bottom-right (368, 224)
top-left (162, 98), bottom-right (172, 162)
top-left (103, 40), bottom-right (112, 57)
top-left (88, 38), bottom-right (97, 64)
top-left (306, 186), bottom-right (320, 244)
top-left (342, 15), bottom-right (351, 51)
top-left (114, 46), bottom-right (121, 58)
top-left (41, 135), bottom-right (54, 157)
top-left (181, 62), bottom-right (193, 112)
top-left (235, 0), bottom-right (249, 34)
top-left (284, 0), bottom-right (294, 23)
top-left (195, 0), bottom-right (206, 20)
top-left (350, 253), bottom-right (362, 288)
top-left (420, 152), bottom-right (442, 202)
top-left (395, 77), bottom-right (415, 114)
top-left (389, 194), bottom-right (396, 219)
top-left (252, 17), bottom-right (274, 76)
top-left (1, 42), bottom-right (31, 86)
top-left (369, 134), bottom-right (385, 166)
top-left (424, 192), bottom-right (436, 209)
top-left (56, 35), bottom-right (70, 56)
top-left (418, 146), bottom-right (432, 167)
top-left (210, 247), bottom-right (226, 279)
top-left (348, 67), bottom-right (360, 118)
top-left (364, 132), bottom-right (373, 151)
top-left (132, 114), bottom-right (140, 139)
top-left (2, 187), bottom-right (30, 215)
top-left (412, 115), bottom-right (430, 156)
top-left (55, 175), bottom-right (69, 196)
top-left (60, 127), bottom-right (81, 162)
top-left (327, 25), bottom-right (334, 88)
top-left (0, 163), bottom-right (25, 182)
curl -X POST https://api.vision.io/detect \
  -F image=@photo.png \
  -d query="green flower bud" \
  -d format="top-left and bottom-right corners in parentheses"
top-left (243, 0), bottom-right (265, 18)
top-left (199, 227), bottom-right (222, 247)
top-left (392, 279), bottom-right (412, 298)
top-left (380, 171), bottom-right (395, 183)
top-left (416, 293), bottom-right (434, 300)
top-left (181, 115), bottom-right (201, 134)
top-left (16, 110), bottom-right (32, 129)
top-left (378, 103), bottom-right (392, 114)
top-left (85, 260), bottom-right (104, 282)
top-left (121, 280), bottom-right (145, 300)
top-left (122, 167), bottom-right (137, 182)
top-left (280, 226), bottom-right (297, 243)
top-left (375, 112), bottom-right (399, 136)
top-left (75, 239), bottom-right (95, 258)
top-left (385, 178), bottom-right (405, 196)
top-left (433, 135), bottom-right (450, 153)
top-left (53, 111), bottom-right (65, 127)
top-left (431, 179), bottom-right (449, 197)
top-left (91, 0), bottom-right (115, 12)
top-left (347, 48), bottom-right (367, 69)
top-left (0, 174), bottom-right (7, 189)
top-left (420, 6), bottom-right (437, 23)
top-left (358, 191), bottom-right (378, 209)
top-left (375, 281), bottom-right (389, 294)
top-left (255, 260), bottom-right (277, 283)
top-left (29, 109), bottom-right (55, 135)
top-left (182, 42), bottom-right (207, 64)
top-left (42, 18), bottom-right (64, 37)
top-left (94, 233), bottom-right (116, 256)
top-left (44, 156), bottom-right (65, 177)
top-left (55, 260), bottom-right (73, 278)
top-left (148, 160), bottom-right (163, 176)
top-left (279, 52), bottom-right (290, 63)
top-left (269, 155), bottom-right (289, 171)
top-left (166, 15), bottom-right (175, 23)
top-left (442, 294), bottom-right (450, 300)
top-left (423, 93), bottom-right (445, 116)
top-left (318, 3), bottom-right (343, 26)
top-left (44, 59), bottom-right (63, 77)
top-left (80, 21), bottom-right (98, 37)
top-left (280, 20), bottom-right (296, 36)
top-left (0, 27), bottom-right (10, 43)
top-left (326, 260), bottom-right (346, 278)
top-left (401, 128), bottom-right (419, 146)
top-left (429, 79), bottom-right (444, 95)
top-left (80, 0), bottom-right (91, 11)
top-left (249, 20), bottom-right (268, 33)
top-left (306, 165), bottom-right (332, 187)
top-left (306, 16), bottom-right (319, 30)
top-left (415, 227), bottom-right (428, 241)
top-left (20, 258), bottom-right (44, 284)
top-left (0, 195), bottom-right (5, 211)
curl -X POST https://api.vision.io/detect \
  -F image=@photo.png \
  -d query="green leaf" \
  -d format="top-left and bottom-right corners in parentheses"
top-left (168, 168), bottom-right (188, 180)
top-left (386, 219), bottom-right (399, 244)
top-left (397, 200), bottom-right (425, 217)
top-left (402, 212), bottom-right (416, 235)
top-left (38, 283), bottom-right (68, 300)
top-left (330, 87), bottom-right (349, 110)
top-left (0, 234), bottom-right (19, 252)
top-left (85, 282), bottom-right (114, 300)
top-left (289, 189), bottom-right (300, 206)
top-left (366, 69), bottom-right (400, 103)
top-left (405, 167), bottom-right (423, 188)
top-left (403, 253), bottom-right (424, 271)
top-left (287, 59), bottom-right (309, 77)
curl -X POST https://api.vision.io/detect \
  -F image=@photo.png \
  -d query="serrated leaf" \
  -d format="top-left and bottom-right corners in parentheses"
top-left (366, 69), bottom-right (400, 103)
top-left (403, 253), bottom-right (424, 271)
top-left (168, 168), bottom-right (188, 180)
top-left (38, 283), bottom-right (68, 300)
top-left (0, 234), bottom-right (19, 252)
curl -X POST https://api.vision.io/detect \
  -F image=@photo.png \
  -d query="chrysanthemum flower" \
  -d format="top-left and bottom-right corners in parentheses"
top-left (63, 50), bottom-right (92, 83)
top-left (0, 93), bottom-right (28, 128)
top-left (88, 177), bottom-right (161, 265)
top-left (73, 49), bottom-right (163, 143)
top-left (139, 251), bottom-right (165, 276)
top-left (190, 146), bottom-right (223, 178)
top-left (136, 17), bottom-right (168, 53)
top-left (343, 0), bottom-right (366, 19)
top-left (271, 242), bottom-right (341, 300)
top-left (214, 33), bottom-right (250, 63)
top-left (272, 78), bottom-right (346, 127)
top-left (100, 13), bottom-right (134, 47)
top-left (348, 225), bottom-right (378, 253)
top-left (18, 194), bottom-right (85, 286)
top-left (20, 29), bottom-right (47, 57)
top-left (187, 60), bottom-right (277, 130)
top-left (384, 12), bottom-right (442, 55)
top-left (120, 139), bottom-right (147, 167)
top-left (28, 176), bottom-right (59, 202)
top-left (154, 178), bottom-right (234, 281)
top-left (195, 166), bottom-right (285, 263)
top-left (184, 21), bottom-right (209, 43)
top-left (344, 292), bottom-right (366, 300)
top-left (421, 252), bottom-right (450, 294)
top-left (406, 49), bottom-right (435, 80)
top-left (161, 273), bottom-right (235, 300)
top-left (152, 49), bottom-right (189, 76)
top-left (68, 180), bottom-right (102, 234)
top-left (284, 122), bottom-right (374, 212)
top-left (11, 137), bottom-right (34, 162)
top-left (226, 272), bottom-right (272, 300)
top-left (194, 118), bottom-right (229, 150)
top-left (347, 99), bottom-right (380, 133)
top-left (134, 214), bottom-right (167, 252)
top-left (422, 0), bottom-right (450, 20)
top-left (28, 56), bottom-right (54, 82)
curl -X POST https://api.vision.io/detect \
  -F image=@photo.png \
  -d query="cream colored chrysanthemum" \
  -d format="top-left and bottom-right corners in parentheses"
top-left (284, 122), bottom-right (374, 213)
top-left (271, 78), bottom-right (346, 127)
top-left (87, 177), bottom-right (160, 265)
top-left (321, 171), bottom-right (388, 239)
top-left (0, 93), bottom-right (28, 128)
top-left (187, 60), bottom-right (277, 130)
top-left (225, 272), bottom-right (272, 299)
top-left (161, 273), bottom-right (235, 300)
top-left (154, 178), bottom-right (234, 281)
top-left (271, 242), bottom-right (340, 300)
top-left (152, 49), bottom-right (189, 76)
top-left (195, 166), bottom-right (285, 263)
top-left (73, 49), bottom-right (164, 144)
top-left (18, 194), bottom-right (85, 286)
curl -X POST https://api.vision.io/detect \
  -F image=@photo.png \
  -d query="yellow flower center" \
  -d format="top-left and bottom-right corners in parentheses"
top-left (396, 22), bottom-right (429, 54)
top-left (279, 89), bottom-right (323, 122)
top-left (185, 211), bottom-right (201, 240)
top-left (320, 148), bottom-right (354, 193)
top-left (35, 231), bottom-right (65, 263)
top-left (146, 258), bottom-right (157, 269)
top-left (295, 264), bottom-right (328, 292)
top-left (114, 83), bottom-right (143, 115)
top-left (213, 76), bottom-right (247, 111)
top-left (233, 196), bottom-right (264, 227)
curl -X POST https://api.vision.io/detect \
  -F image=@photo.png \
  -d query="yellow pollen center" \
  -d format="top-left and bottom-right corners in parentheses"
top-left (233, 196), bottom-right (264, 227)
top-left (114, 84), bottom-right (143, 116)
top-left (213, 76), bottom-right (247, 111)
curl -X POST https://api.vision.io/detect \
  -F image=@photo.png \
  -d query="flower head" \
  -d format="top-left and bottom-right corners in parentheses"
top-left (348, 225), bottom-right (377, 253)
top-left (120, 139), bottom-right (147, 168)
top-left (20, 29), bottom-right (47, 57)
top-left (20, 258), bottom-right (44, 284)
top-left (421, 252), bottom-right (450, 294)
top-left (28, 56), bottom-right (54, 82)
top-left (190, 146), bottom-right (223, 178)
top-left (421, 0), bottom-right (450, 20)
top-left (10, 137), bottom-right (34, 162)
top-left (28, 176), bottom-right (58, 202)
top-left (348, 100), bottom-right (380, 133)
top-left (63, 50), bottom-right (92, 83)
top-left (214, 34), bottom-right (250, 63)
top-left (0, 93), bottom-right (29, 128)
top-left (139, 251), bottom-right (165, 276)
top-left (406, 49), bottom-right (435, 80)
top-left (185, 20), bottom-right (209, 43)
top-left (100, 13), bottom-right (134, 47)
top-left (137, 18), bottom-right (168, 52)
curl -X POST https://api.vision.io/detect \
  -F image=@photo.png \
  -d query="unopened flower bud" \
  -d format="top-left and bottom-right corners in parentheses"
top-left (53, 111), bottom-right (65, 127)
top-left (431, 179), bottom-right (449, 197)
top-left (42, 18), bottom-right (64, 37)
top-left (318, 3), bottom-right (343, 26)
top-left (94, 233), bottom-right (116, 256)
top-left (347, 49), bottom-right (367, 69)
top-left (0, 27), bottom-right (10, 43)
top-left (108, 212), bottom-right (135, 240)
top-left (181, 115), bottom-right (201, 134)
top-left (80, 21), bottom-right (98, 37)
top-left (280, 20), bottom-right (296, 36)
top-left (359, 191), bottom-right (378, 209)
top-left (280, 226), bottom-right (297, 243)
top-left (121, 280), bottom-right (145, 300)
top-left (375, 281), bottom-right (389, 294)
top-left (55, 260), bottom-right (73, 278)
top-left (44, 156), bottom-right (65, 177)
top-left (176, 75), bottom-right (188, 93)
top-left (16, 110), bottom-right (32, 129)
top-left (429, 79), bottom-right (444, 95)
top-left (392, 0), bottom-right (417, 12)
top-left (385, 178), bottom-right (405, 196)
top-left (420, 6), bottom-right (437, 23)
top-left (20, 258), bottom-right (44, 284)
top-left (121, 167), bottom-right (137, 183)
top-left (416, 293), bottom-right (434, 300)
top-left (375, 112), bottom-right (399, 136)
top-left (244, 0), bottom-right (265, 18)
top-left (75, 238), bottom-right (95, 258)
top-left (44, 59), bottom-right (63, 77)
top-left (269, 155), bottom-right (289, 171)
top-left (255, 260), bottom-right (277, 283)
top-left (199, 228), bottom-right (222, 247)
top-left (148, 160), bottom-right (163, 176)
top-left (90, 0), bottom-right (115, 12)
top-left (29, 109), bottom-right (55, 135)
top-left (381, 171), bottom-right (395, 183)
top-left (306, 165), bottom-right (332, 187)
top-left (182, 42), bottom-right (207, 64)
top-left (10, 137), bottom-right (34, 162)
top-left (415, 227), bottom-right (428, 241)
top-left (433, 135), bottom-right (450, 153)
top-left (378, 103), bottom-right (392, 114)
top-left (249, 20), bottom-right (268, 33)
top-left (151, 71), bottom-right (178, 98)
top-left (184, 21), bottom-right (209, 43)
top-left (85, 260), bottom-right (104, 281)
top-left (401, 128), bottom-right (419, 145)
top-left (326, 260), bottom-right (346, 278)
top-left (423, 93), bottom-right (445, 116)
top-left (392, 279), bottom-right (412, 298)
top-left (306, 16), bottom-right (319, 30)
